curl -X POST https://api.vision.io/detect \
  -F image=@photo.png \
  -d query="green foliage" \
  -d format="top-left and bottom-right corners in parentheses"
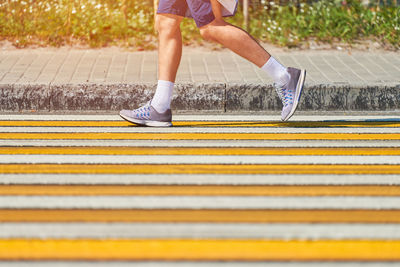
top-left (0, 0), bottom-right (156, 49)
top-left (245, 0), bottom-right (400, 49)
top-left (0, 0), bottom-right (399, 49)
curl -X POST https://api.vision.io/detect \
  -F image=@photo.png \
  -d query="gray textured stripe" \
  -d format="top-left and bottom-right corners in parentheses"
top-left (1, 114), bottom-right (399, 121)
top-left (2, 154), bottom-right (400, 165)
top-left (1, 140), bottom-right (399, 147)
top-left (1, 174), bottom-right (399, 185)
top-left (2, 127), bottom-right (400, 133)
top-left (1, 223), bottom-right (400, 240)
top-left (0, 196), bottom-right (399, 209)
top-left (0, 262), bottom-right (398, 267)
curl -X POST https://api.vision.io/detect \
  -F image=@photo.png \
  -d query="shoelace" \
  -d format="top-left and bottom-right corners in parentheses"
top-left (274, 84), bottom-right (294, 107)
top-left (283, 89), bottom-right (294, 107)
top-left (133, 103), bottom-right (151, 118)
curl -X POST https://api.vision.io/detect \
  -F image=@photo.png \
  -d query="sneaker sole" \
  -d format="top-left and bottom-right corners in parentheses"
top-left (119, 113), bottom-right (172, 127)
top-left (282, 69), bottom-right (306, 122)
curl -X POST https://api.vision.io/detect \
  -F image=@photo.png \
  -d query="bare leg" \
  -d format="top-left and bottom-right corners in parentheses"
top-left (155, 14), bottom-right (184, 82)
top-left (200, 0), bottom-right (270, 67)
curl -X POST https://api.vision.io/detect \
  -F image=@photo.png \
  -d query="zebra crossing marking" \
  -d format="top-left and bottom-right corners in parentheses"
top-left (1, 223), bottom-right (400, 239)
top-left (1, 196), bottom-right (400, 209)
top-left (1, 120), bottom-right (400, 128)
top-left (1, 239), bottom-right (399, 261)
top-left (1, 209), bottom-right (399, 223)
top-left (2, 164), bottom-right (400, 174)
top-left (0, 114), bottom-right (398, 121)
top-left (1, 185), bottom-right (399, 196)
top-left (1, 147), bottom-right (400, 155)
top-left (1, 132), bottom-right (400, 140)
top-left (2, 140), bottom-right (399, 147)
top-left (2, 174), bottom-right (399, 185)
top-left (1, 115), bottom-right (400, 263)
top-left (2, 127), bottom-right (400, 133)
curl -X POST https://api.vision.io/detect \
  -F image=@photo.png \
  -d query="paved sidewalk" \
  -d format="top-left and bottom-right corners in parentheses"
top-left (0, 47), bottom-right (399, 111)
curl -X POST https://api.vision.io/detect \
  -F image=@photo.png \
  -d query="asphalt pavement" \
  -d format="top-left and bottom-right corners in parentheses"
top-left (0, 114), bottom-right (399, 264)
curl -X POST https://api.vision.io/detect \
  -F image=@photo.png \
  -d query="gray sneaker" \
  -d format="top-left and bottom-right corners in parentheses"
top-left (119, 102), bottom-right (172, 127)
top-left (275, 67), bottom-right (306, 121)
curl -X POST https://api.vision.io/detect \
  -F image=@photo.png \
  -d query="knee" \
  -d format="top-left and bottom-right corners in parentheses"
top-left (155, 14), bottom-right (181, 37)
top-left (199, 19), bottom-right (226, 42)
top-left (199, 26), bottom-right (214, 42)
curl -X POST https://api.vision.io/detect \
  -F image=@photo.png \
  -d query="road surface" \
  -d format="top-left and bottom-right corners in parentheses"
top-left (0, 114), bottom-right (399, 265)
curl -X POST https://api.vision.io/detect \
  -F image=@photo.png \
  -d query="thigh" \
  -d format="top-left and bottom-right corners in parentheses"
top-left (157, 0), bottom-right (189, 17)
top-left (210, 0), bottom-right (223, 19)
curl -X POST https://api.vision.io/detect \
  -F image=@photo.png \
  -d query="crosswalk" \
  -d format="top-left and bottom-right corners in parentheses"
top-left (0, 114), bottom-right (399, 265)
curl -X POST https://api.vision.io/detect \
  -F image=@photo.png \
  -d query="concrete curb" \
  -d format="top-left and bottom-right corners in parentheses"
top-left (1, 83), bottom-right (399, 112)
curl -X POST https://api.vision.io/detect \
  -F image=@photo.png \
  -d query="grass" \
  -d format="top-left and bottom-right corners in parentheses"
top-left (0, 0), bottom-right (399, 50)
top-left (247, 0), bottom-right (400, 49)
top-left (0, 0), bottom-right (156, 49)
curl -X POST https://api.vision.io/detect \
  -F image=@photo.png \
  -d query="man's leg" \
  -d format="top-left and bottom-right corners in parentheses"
top-left (200, 0), bottom-right (269, 68)
top-left (156, 13), bottom-right (183, 82)
top-left (119, 13), bottom-right (183, 127)
top-left (151, 14), bottom-right (183, 114)
top-left (199, 0), bottom-right (306, 121)
top-left (200, 1), bottom-right (289, 94)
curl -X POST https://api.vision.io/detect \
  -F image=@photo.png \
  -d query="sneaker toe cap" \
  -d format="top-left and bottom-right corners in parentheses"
top-left (119, 109), bottom-right (132, 118)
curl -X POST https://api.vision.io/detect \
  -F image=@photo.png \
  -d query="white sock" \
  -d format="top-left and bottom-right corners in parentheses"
top-left (151, 80), bottom-right (174, 113)
top-left (261, 57), bottom-right (290, 88)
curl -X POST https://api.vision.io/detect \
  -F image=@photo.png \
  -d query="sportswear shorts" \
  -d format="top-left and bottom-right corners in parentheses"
top-left (157, 0), bottom-right (236, 28)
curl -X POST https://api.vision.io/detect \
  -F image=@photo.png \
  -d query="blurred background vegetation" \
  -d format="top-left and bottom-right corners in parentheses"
top-left (0, 0), bottom-right (399, 50)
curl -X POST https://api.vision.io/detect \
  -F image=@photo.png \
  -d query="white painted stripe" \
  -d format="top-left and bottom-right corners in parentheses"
top-left (2, 154), bottom-right (400, 165)
top-left (0, 262), bottom-right (395, 267)
top-left (1, 114), bottom-right (399, 121)
top-left (0, 115), bottom-right (121, 121)
top-left (1, 223), bottom-right (399, 240)
top-left (1, 127), bottom-right (399, 133)
top-left (0, 196), bottom-right (399, 209)
top-left (1, 174), bottom-right (399, 185)
top-left (2, 140), bottom-right (398, 147)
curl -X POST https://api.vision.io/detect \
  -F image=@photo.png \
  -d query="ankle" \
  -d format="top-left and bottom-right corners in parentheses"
top-left (151, 80), bottom-right (174, 113)
top-left (261, 57), bottom-right (290, 88)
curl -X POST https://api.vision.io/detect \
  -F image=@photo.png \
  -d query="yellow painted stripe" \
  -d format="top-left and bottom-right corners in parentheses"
top-left (2, 147), bottom-right (400, 155)
top-left (1, 185), bottom-right (399, 196)
top-left (1, 239), bottom-right (399, 260)
top-left (1, 209), bottom-right (400, 223)
top-left (0, 133), bottom-right (398, 140)
top-left (1, 120), bottom-right (400, 127)
top-left (1, 164), bottom-right (400, 174)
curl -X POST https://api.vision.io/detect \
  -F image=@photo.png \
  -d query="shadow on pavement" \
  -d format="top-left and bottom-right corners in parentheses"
top-left (171, 119), bottom-right (400, 128)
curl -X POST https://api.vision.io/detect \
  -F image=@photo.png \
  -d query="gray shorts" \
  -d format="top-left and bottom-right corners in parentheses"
top-left (157, 0), bottom-right (235, 28)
